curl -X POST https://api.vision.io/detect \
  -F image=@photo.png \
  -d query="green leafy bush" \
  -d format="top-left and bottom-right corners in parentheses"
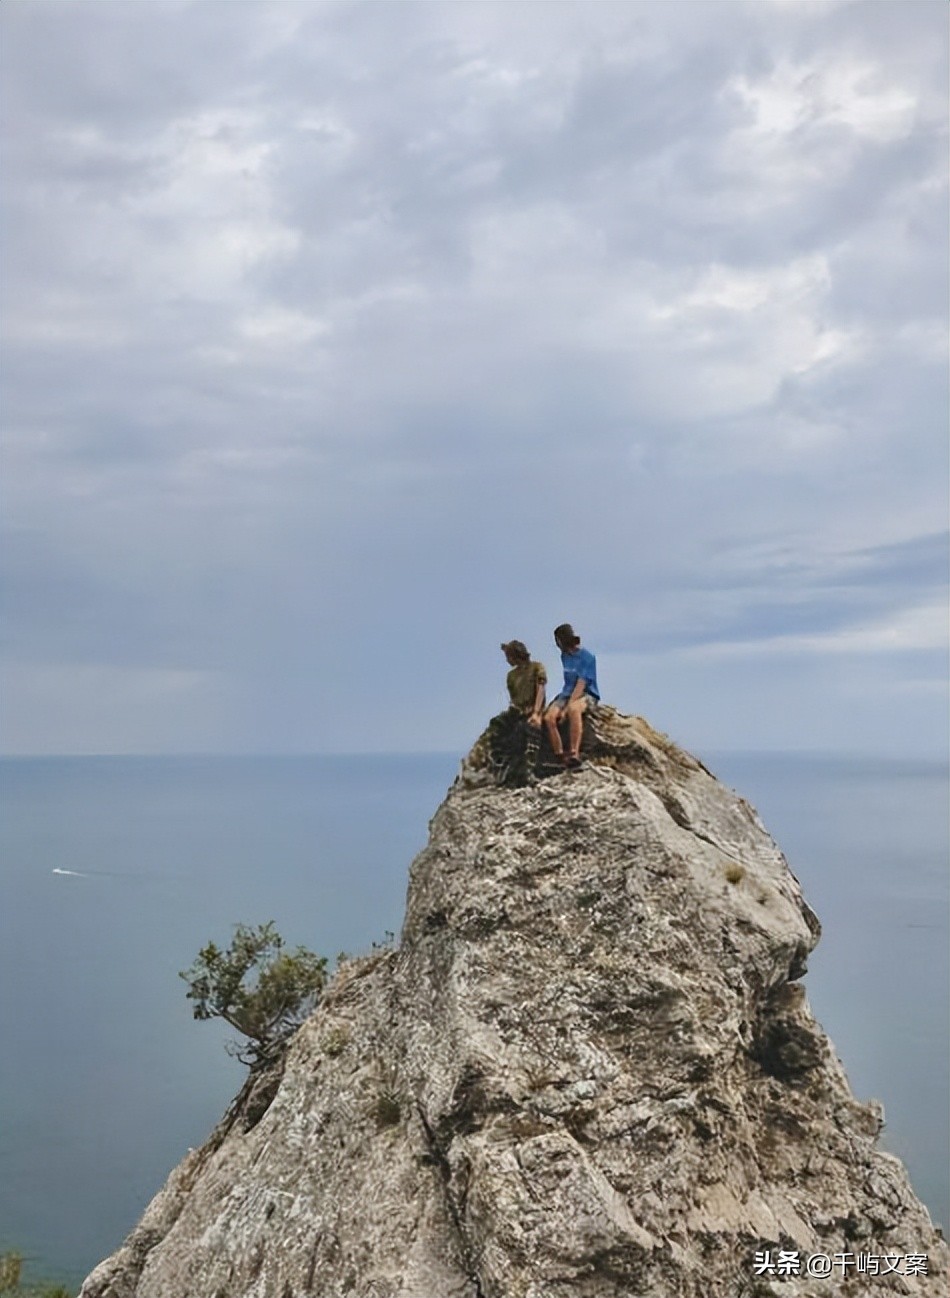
top-left (0, 1253), bottom-right (21, 1294)
top-left (0, 1250), bottom-right (72, 1297)
top-left (180, 922), bottom-right (327, 1066)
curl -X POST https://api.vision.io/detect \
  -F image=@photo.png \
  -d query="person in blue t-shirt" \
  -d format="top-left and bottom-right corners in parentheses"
top-left (544, 622), bottom-right (600, 769)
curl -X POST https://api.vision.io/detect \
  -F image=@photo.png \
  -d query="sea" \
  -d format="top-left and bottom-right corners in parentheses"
top-left (0, 750), bottom-right (947, 1291)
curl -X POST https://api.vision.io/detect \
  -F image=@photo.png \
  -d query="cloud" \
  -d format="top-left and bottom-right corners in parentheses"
top-left (1, 0), bottom-right (946, 754)
top-left (727, 55), bottom-right (918, 146)
top-left (677, 598), bottom-right (948, 660)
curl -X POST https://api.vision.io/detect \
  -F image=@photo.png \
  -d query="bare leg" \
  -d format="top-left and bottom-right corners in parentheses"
top-left (544, 703), bottom-right (566, 756)
top-left (565, 696), bottom-right (589, 758)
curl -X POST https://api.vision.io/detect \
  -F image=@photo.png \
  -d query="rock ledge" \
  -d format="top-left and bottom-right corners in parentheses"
top-left (80, 710), bottom-right (947, 1298)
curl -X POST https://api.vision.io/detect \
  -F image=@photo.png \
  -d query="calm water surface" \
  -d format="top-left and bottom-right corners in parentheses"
top-left (0, 751), bottom-right (946, 1289)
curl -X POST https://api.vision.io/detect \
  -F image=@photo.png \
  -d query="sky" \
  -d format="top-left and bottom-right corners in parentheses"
top-left (1, 0), bottom-right (947, 758)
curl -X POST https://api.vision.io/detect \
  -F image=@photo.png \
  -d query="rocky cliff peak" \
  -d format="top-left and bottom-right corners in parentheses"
top-left (80, 710), bottom-right (947, 1298)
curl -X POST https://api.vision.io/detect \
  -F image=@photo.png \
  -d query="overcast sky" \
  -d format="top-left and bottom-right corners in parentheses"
top-left (1, 0), bottom-right (947, 757)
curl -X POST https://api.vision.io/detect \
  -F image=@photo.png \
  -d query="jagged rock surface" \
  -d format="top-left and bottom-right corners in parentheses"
top-left (80, 710), bottom-right (947, 1298)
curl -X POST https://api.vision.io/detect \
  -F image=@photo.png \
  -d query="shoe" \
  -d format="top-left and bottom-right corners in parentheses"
top-left (566, 754), bottom-right (582, 769)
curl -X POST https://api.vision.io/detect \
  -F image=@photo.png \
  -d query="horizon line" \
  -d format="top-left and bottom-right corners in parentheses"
top-left (1, 746), bottom-right (947, 765)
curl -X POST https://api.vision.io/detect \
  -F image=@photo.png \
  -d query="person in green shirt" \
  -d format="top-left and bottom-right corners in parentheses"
top-left (502, 639), bottom-right (547, 727)
top-left (487, 640), bottom-right (547, 785)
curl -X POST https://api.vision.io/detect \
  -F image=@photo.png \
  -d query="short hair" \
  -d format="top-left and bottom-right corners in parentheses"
top-left (501, 640), bottom-right (530, 662)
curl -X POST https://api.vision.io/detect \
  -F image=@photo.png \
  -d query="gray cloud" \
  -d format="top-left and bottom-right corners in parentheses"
top-left (1, 0), bottom-right (946, 755)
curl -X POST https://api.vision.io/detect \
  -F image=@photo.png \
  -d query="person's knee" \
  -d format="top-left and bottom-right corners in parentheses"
top-left (545, 707), bottom-right (561, 727)
top-left (566, 699), bottom-right (585, 718)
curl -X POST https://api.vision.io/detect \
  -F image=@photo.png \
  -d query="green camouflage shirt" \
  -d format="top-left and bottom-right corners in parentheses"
top-left (506, 660), bottom-right (547, 714)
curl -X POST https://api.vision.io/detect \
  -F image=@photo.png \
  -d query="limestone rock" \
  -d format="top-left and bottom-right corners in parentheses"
top-left (80, 710), bottom-right (947, 1298)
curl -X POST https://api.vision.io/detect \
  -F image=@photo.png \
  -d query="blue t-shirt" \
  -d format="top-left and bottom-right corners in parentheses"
top-left (557, 646), bottom-right (599, 701)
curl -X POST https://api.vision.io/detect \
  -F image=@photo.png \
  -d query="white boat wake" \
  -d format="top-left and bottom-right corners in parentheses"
top-left (51, 866), bottom-right (160, 880)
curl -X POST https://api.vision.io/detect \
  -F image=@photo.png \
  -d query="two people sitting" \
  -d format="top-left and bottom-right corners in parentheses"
top-left (492, 623), bottom-right (599, 783)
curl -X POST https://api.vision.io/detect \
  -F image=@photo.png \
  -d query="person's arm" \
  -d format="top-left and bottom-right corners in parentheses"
top-left (529, 680), bottom-right (545, 724)
top-left (528, 667), bottom-right (546, 725)
top-left (569, 649), bottom-right (594, 702)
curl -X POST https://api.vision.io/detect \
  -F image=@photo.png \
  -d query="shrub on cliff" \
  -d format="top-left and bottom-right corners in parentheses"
top-left (0, 1250), bottom-right (71, 1298)
top-left (180, 922), bottom-right (328, 1066)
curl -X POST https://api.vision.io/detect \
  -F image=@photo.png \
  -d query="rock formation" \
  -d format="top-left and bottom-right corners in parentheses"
top-left (80, 710), bottom-right (947, 1298)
